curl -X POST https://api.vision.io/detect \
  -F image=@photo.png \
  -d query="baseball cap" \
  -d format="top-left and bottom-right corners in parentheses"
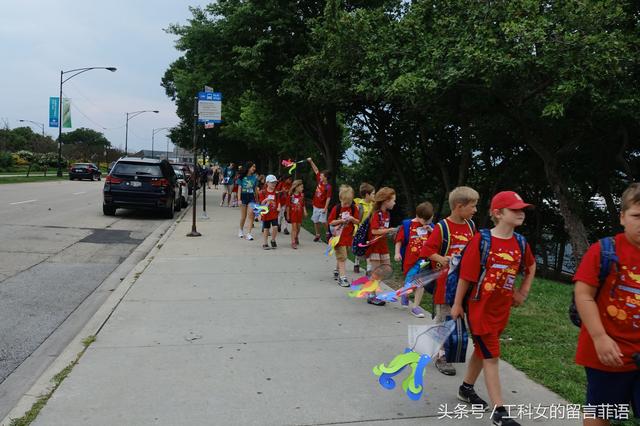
top-left (490, 191), bottom-right (533, 211)
top-left (265, 174), bottom-right (278, 183)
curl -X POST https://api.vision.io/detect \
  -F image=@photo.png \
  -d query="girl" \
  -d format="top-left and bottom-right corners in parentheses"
top-left (287, 180), bottom-right (306, 249)
top-left (365, 187), bottom-right (396, 305)
top-left (328, 185), bottom-right (360, 287)
top-left (231, 165), bottom-right (243, 208)
top-left (237, 162), bottom-right (258, 240)
top-left (259, 175), bottom-right (280, 250)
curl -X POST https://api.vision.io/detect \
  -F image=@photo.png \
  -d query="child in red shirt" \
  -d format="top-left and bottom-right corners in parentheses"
top-left (365, 187), bottom-right (396, 305)
top-left (259, 175), bottom-right (280, 250)
top-left (393, 201), bottom-right (434, 318)
top-left (286, 179), bottom-right (307, 249)
top-left (307, 157), bottom-right (332, 242)
top-left (328, 185), bottom-right (360, 287)
top-left (276, 175), bottom-right (293, 235)
top-left (574, 183), bottom-right (640, 424)
top-left (451, 191), bottom-right (536, 426)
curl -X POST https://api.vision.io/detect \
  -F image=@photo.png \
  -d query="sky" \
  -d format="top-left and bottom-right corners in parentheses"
top-left (0, 0), bottom-right (206, 153)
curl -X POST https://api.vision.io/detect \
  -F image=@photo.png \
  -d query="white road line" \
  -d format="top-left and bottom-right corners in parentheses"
top-left (9, 199), bottom-right (37, 205)
top-left (72, 192), bottom-right (86, 195)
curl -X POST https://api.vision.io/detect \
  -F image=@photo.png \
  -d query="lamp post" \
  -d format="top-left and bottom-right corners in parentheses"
top-left (57, 67), bottom-right (117, 177)
top-left (125, 110), bottom-right (158, 154)
top-left (151, 127), bottom-right (170, 159)
top-left (19, 119), bottom-right (45, 137)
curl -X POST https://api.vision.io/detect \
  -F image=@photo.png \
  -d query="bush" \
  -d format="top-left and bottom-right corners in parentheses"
top-left (15, 150), bottom-right (34, 163)
top-left (0, 151), bottom-right (14, 169)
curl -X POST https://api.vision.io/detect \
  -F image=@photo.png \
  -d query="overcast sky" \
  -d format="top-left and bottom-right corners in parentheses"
top-left (0, 0), bottom-right (205, 153)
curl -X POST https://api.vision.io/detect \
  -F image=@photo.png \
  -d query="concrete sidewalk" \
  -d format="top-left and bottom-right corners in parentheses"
top-left (18, 189), bottom-right (576, 425)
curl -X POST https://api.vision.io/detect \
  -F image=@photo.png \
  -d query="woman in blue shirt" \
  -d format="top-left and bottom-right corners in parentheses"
top-left (238, 161), bottom-right (258, 240)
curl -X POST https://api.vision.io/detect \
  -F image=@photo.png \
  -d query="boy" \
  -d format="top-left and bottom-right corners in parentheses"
top-left (220, 162), bottom-right (236, 207)
top-left (259, 175), bottom-right (280, 250)
top-left (420, 186), bottom-right (478, 375)
top-left (451, 191), bottom-right (535, 426)
top-left (574, 182), bottom-right (640, 426)
top-left (307, 158), bottom-right (332, 242)
top-left (393, 201), bottom-right (434, 318)
top-left (328, 185), bottom-right (360, 287)
top-left (354, 183), bottom-right (375, 273)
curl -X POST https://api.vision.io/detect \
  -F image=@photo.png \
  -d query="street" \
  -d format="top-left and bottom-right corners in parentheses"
top-left (0, 180), bottom-right (172, 419)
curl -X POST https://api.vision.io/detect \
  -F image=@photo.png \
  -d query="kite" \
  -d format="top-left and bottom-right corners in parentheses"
top-left (281, 159), bottom-right (306, 175)
top-left (249, 202), bottom-right (269, 216)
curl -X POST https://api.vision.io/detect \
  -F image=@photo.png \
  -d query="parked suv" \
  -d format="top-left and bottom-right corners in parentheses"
top-left (69, 163), bottom-right (101, 181)
top-left (103, 158), bottom-right (181, 218)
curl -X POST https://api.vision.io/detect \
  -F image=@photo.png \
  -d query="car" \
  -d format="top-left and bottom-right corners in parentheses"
top-left (69, 163), bottom-right (101, 181)
top-left (102, 157), bottom-right (181, 218)
top-left (171, 163), bottom-right (200, 194)
top-left (173, 169), bottom-right (189, 208)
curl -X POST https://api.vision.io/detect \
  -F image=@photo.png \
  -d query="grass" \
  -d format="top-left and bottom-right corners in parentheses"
top-left (0, 176), bottom-right (67, 184)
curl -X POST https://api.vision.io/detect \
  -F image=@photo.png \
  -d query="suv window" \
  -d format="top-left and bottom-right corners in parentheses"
top-left (111, 162), bottom-right (162, 176)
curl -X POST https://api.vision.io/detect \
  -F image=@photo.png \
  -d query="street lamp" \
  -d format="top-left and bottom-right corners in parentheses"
top-left (125, 110), bottom-right (159, 154)
top-left (18, 119), bottom-right (45, 137)
top-left (57, 66), bottom-right (117, 176)
top-left (151, 127), bottom-right (170, 158)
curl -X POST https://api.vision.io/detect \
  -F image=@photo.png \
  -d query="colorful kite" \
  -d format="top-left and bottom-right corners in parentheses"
top-left (249, 202), bottom-right (269, 216)
top-left (281, 159), bottom-right (306, 175)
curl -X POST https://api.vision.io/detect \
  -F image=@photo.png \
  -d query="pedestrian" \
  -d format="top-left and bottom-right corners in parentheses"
top-left (212, 166), bottom-right (220, 190)
top-left (231, 165), bottom-right (242, 208)
top-left (451, 190), bottom-right (535, 426)
top-left (206, 164), bottom-right (214, 189)
top-left (276, 175), bottom-right (293, 235)
top-left (220, 162), bottom-right (236, 207)
top-left (237, 162), bottom-right (258, 240)
top-left (393, 201), bottom-right (434, 318)
top-left (259, 175), bottom-right (280, 250)
top-left (328, 185), bottom-right (360, 287)
top-left (573, 182), bottom-right (640, 426)
top-left (307, 157), bottom-right (332, 242)
top-left (353, 182), bottom-right (375, 274)
top-left (419, 186), bottom-right (479, 376)
top-left (287, 179), bottom-right (306, 249)
top-left (365, 187), bottom-right (396, 305)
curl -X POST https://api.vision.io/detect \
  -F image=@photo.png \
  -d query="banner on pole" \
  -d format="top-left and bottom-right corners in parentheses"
top-left (62, 98), bottom-right (72, 128)
top-left (49, 97), bottom-right (59, 128)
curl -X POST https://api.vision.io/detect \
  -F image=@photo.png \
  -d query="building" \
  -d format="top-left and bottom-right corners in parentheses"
top-left (131, 147), bottom-right (195, 163)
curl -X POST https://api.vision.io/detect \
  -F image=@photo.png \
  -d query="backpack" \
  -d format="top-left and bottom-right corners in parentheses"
top-left (327, 202), bottom-right (356, 237)
top-left (352, 211), bottom-right (382, 257)
top-left (568, 237), bottom-right (617, 327)
top-left (446, 228), bottom-right (527, 307)
top-left (399, 220), bottom-right (434, 266)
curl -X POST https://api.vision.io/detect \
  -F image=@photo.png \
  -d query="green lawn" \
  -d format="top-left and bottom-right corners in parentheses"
top-left (0, 175), bottom-right (68, 184)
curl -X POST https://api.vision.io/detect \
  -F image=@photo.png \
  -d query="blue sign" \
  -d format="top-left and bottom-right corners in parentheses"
top-left (49, 97), bottom-right (59, 128)
top-left (197, 91), bottom-right (222, 124)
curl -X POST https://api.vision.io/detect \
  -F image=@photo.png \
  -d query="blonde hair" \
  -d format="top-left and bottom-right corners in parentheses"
top-left (374, 187), bottom-right (396, 211)
top-left (622, 183), bottom-right (640, 212)
top-left (339, 185), bottom-right (355, 203)
top-left (448, 186), bottom-right (479, 210)
top-left (289, 179), bottom-right (303, 195)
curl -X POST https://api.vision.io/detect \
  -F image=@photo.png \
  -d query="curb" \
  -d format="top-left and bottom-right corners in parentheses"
top-left (0, 200), bottom-right (193, 426)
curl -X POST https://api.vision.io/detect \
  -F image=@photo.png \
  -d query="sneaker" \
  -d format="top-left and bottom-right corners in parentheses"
top-left (283, 228), bottom-right (290, 235)
top-left (435, 356), bottom-right (456, 376)
top-left (277, 225), bottom-right (282, 233)
top-left (367, 295), bottom-right (386, 306)
top-left (246, 234), bottom-right (254, 241)
top-left (401, 295), bottom-right (409, 306)
top-left (295, 237), bottom-right (300, 245)
top-left (313, 235), bottom-right (320, 242)
top-left (333, 269), bottom-right (339, 280)
top-left (457, 385), bottom-right (489, 411)
top-left (262, 244), bottom-right (270, 250)
top-left (338, 277), bottom-right (350, 287)
top-left (220, 202), bottom-right (224, 207)
top-left (271, 240), bottom-right (277, 249)
top-left (291, 243), bottom-right (297, 249)
top-left (491, 409), bottom-right (520, 426)
top-left (353, 264), bottom-right (360, 273)
top-left (238, 230), bottom-right (244, 238)
top-left (410, 307), bottom-right (426, 318)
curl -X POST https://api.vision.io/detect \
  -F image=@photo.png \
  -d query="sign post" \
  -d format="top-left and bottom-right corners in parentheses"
top-left (187, 96), bottom-right (202, 237)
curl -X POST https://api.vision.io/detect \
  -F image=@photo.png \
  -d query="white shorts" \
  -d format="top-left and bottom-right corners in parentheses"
top-left (311, 207), bottom-right (327, 224)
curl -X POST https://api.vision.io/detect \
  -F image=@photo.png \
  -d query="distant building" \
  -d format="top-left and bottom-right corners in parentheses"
top-left (131, 147), bottom-right (195, 163)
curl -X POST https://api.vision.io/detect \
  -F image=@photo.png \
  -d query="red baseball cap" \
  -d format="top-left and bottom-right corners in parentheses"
top-left (490, 191), bottom-right (533, 211)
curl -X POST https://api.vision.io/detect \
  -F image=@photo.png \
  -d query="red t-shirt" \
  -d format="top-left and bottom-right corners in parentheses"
top-left (420, 218), bottom-right (476, 304)
top-left (574, 233), bottom-right (640, 372)
top-left (459, 233), bottom-right (535, 335)
top-left (258, 188), bottom-right (279, 221)
top-left (287, 192), bottom-right (305, 224)
top-left (277, 181), bottom-right (292, 205)
top-left (312, 173), bottom-right (332, 209)
top-left (366, 210), bottom-right (391, 255)
top-left (328, 204), bottom-right (360, 247)
top-left (395, 220), bottom-right (433, 274)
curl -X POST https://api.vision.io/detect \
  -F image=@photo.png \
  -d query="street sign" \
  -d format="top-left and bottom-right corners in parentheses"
top-left (49, 97), bottom-right (59, 127)
top-left (197, 91), bottom-right (222, 125)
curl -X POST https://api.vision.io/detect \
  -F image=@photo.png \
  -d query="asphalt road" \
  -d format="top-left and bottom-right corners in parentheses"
top-left (0, 179), bottom-right (172, 418)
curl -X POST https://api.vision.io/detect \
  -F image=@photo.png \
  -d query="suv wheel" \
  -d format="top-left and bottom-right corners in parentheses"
top-left (174, 195), bottom-right (182, 212)
top-left (163, 200), bottom-right (174, 219)
top-left (103, 204), bottom-right (116, 216)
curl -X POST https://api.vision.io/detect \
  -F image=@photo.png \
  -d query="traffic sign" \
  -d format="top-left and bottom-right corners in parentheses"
top-left (197, 91), bottom-right (222, 124)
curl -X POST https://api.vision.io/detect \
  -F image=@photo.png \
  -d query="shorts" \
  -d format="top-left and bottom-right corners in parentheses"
top-left (367, 253), bottom-right (390, 262)
top-left (471, 333), bottom-right (500, 359)
top-left (585, 367), bottom-right (640, 419)
top-left (241, 193), bottom-right (255, 205)
top-left (311, 207), bottom-right (327, 224)
top-left (223, 184), bottom-right (234, 193)
top-left (334, 246), bottom-right (348, 262)
top-left (262, 219), bottom-right (279, 231)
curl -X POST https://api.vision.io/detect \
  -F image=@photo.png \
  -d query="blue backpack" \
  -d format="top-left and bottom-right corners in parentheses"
top-left (352, 211), bottom-right (380, 257)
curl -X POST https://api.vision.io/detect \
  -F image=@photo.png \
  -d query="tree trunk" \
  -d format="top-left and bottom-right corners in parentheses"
top-left (456, 137), bottom-right (472, 186)
top-left (556, 237), bottom-right (567, 275)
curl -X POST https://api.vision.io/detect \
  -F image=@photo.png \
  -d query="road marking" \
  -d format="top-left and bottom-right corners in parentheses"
top-left (73, 192), bottom-right (86, 195)
top-left (10, 199), bottom-right (37, 205)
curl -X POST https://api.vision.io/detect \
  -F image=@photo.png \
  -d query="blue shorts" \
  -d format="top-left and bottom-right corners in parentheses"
top-left (262, 219), bottom-right (278, 231)
top-left (585, 367), bottom-right (640, 419)
top-left (241, 193), bottom-right (255, 205)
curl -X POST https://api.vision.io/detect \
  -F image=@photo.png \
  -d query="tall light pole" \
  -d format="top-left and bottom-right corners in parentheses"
top-left (151, 127), bottom-right (170, 158)
top-left (18, 119), bottom-right (45, 137)
top-left (125, 110), bottom-right (158, 154)
top-left (57, 67), bottom-right (117, 177)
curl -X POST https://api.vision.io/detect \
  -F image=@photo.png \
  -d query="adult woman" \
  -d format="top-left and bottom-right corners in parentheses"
top-left (238, 161), bottom-right (258, 240)
top-left (212, 166), bottom-right (220, 189)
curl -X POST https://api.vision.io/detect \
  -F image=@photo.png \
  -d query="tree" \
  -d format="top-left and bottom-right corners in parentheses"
top-left (59, 128), bottom-right (111, 162)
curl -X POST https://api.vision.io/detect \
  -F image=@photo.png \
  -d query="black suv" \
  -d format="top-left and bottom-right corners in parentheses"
top-left (103, 158), bottom-right (181, 218)
top-left (69, 163), bottom-right (101, 181)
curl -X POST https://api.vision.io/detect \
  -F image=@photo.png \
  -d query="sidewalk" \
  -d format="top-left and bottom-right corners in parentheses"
top-left (22, 189), bottom-right (576, 425)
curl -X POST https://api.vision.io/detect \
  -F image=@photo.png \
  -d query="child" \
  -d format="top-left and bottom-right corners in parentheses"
top-left (353, 183), bottom-right (375, 273)
top-left (573, 183), bottom-right (640, 426)
top-left (451, 190), bottom-right (535, 426)
top-left (419, 186), bottom-right (479, 375)
top-left (259, 174), bottom-right (280, 249)
top-left (231, 165), bottom-right (243, 208)
top-left (220, 162), bottom-right (236, 207)
top-left (307, 158), bottom-right (332, 242)
top-left (393, 201), bottom-right (434, 318)
top-left (277, 175), bottom-right (293, 235)
top-left (237, 162), bottom-right (257, 240)
top-left (365, 187), bottom-right (396, 305)
top-left (328, 185), bottom-right (360, 287)
top-left (287, 179), bottom-right (307, 249)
